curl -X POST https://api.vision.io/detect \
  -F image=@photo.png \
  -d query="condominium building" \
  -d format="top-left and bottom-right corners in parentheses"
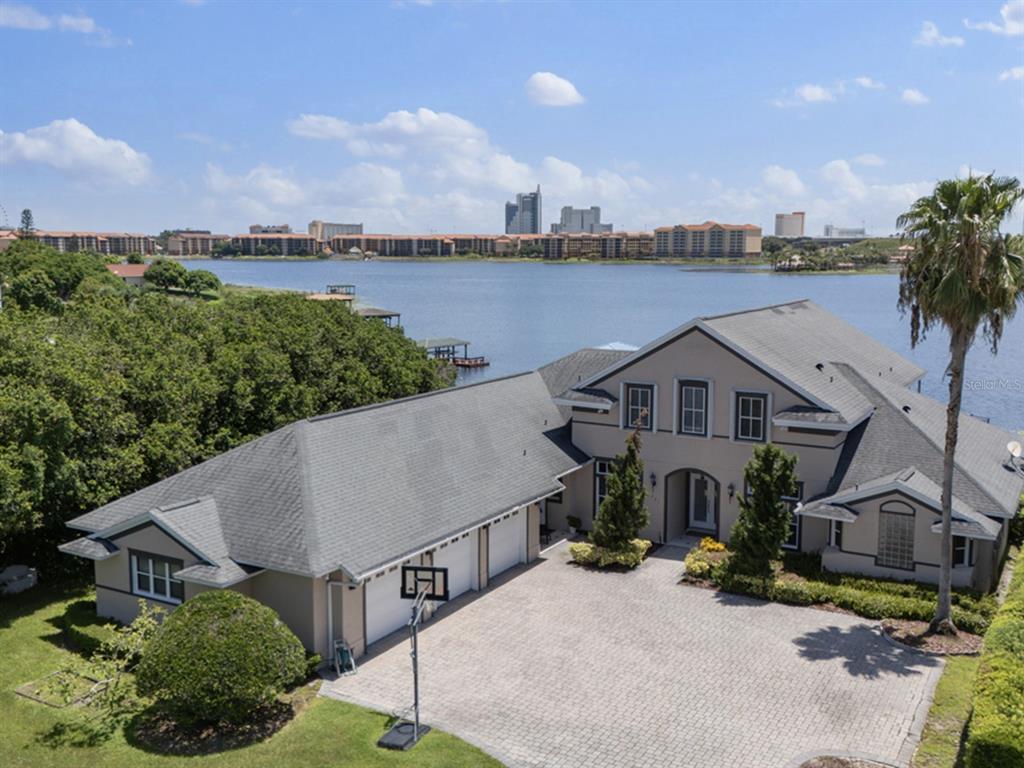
top-left (823, 224), bottom-right (866, 238)
top-left (308, 221), bottom-right (363, 240)
top-left (505, 186), bottom-right (542, 234)
top-left (166, 231), bottom-right (230, 256)
top-left (30, 231), bottom-right (155, 255)
top-left (249, 224), bottom-right (292, 234)
top-left (231, 233), bottom-right (319, 256)
top-left (550, 206), bottom-right (613, 234)
top-left (774, 211), bottom-right (805, 238)
top-left (653, 222), bottom-right (762, 258)
top-left (329, 231), bottom-right (654, 260)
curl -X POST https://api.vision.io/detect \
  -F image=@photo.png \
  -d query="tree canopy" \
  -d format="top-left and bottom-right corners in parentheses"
top-left (0, 240), bottom-right (452, 569)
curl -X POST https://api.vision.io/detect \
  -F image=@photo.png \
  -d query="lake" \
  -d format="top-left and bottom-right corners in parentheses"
top-left (181, 259), bottom-right (1024, 432)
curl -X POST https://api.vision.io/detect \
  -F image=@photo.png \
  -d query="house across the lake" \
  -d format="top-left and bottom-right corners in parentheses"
top-left (60, 300), bottom-right (1024, 660)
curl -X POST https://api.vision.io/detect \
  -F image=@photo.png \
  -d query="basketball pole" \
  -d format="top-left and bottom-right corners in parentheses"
top-left (410, 590), bottom-right (429, 743)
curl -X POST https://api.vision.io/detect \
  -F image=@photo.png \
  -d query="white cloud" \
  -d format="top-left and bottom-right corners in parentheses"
top-left (795, 83), bottom-right (835, 102)
top-left (901, 88), bottom-right (930, 105)
top-left (0, 2), bottom-right (50, 29)
top-left (761, 165), bottom-right (805, 195)
top-left (964, 0), bottom-right (1024, 36)
top-left (58, 14), bottom-right (97, 33)
top-left (914, 20), bottom-right (965, 47)
top-left (852, 153), bottom-right (885, 167)
top-left (525, 72), bottom-right (585, 107)
top-left (821, 159), bottom-right (868, 199)
top-left (852, 76), bottom-right (885, 90)
top-left (999, 65), bottom-right (1024, 81)
top-left (0, 118), bottom-right (151, 185)
top-left (177, 131), bottom-right (232, 151)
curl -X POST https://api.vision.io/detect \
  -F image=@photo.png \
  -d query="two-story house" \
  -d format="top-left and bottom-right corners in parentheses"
top-left (544, 300), bottom-right (1020, 592)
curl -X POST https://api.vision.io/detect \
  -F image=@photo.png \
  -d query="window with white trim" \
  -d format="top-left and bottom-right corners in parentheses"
top-left (829, 520), bottom-right (843, 549)
top-left (625, 384), bottom-right (653, 431)
top-left (781, 482), bottom-right (804, 550)
top-left (735, 392), bottom-right (767, 442)
top-left (595, 460), bottom-right (612, 514)
top-left (953, 536), bottom-right (973, 567)
top-left (131, 552), bottom-right (184, 603)
top-left (877, 503), bottom-right (914, 570)
top-left (679, 381), bottom-right (709, 436)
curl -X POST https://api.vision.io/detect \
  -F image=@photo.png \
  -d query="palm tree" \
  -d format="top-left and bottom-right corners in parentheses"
top-left (897, 173), bottom-right (1024, 634)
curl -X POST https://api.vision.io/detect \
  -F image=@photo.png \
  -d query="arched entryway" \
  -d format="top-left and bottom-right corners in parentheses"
top-left (663, 469), bottom-right (721, 543)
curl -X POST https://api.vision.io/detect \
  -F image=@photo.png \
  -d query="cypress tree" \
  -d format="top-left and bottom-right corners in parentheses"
top-left (728, 443), bottom-right (798, 578)
top-left (591, 428), bottom-right (649, 550)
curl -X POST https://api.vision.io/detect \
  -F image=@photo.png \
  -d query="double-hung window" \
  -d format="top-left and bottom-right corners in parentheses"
top-left (877, 503), bottom-right (915, 570)
top-left (953, 536), bottom-right (973, 567)
top-left (595, 460), bottom-right (612, 514)
top-left (735, 392), bottom-right (767, 442)
top-left (625, 384), bottom-right (654, 431)
top-left (678, 381), bottom-right (709, 437)
top-left (829, 520), bottom-right (843, 549)
top-left (131, 552), bottom-right (184, 603)
top-left (781, 481), bottom-right (804, 550)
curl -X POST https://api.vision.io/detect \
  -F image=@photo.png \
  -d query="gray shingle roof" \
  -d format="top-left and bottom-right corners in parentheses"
top-left (57, 537), bottom-right (118, 560)
top-left (572, 300), bottom-right (925, 425)
top-left (823, 365), bottom-right (1024, 518)
top-left (539, 347), bottom-right (632, 399)
top-left (65, 372), bottom-right (585, 580)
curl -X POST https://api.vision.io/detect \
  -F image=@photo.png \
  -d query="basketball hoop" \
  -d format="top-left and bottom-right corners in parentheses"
top-left (377, 564), bottom-right (449, 751)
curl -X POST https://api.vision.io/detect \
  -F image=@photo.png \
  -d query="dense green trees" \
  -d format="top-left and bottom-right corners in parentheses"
top-left (0, 241), bottom-right (452, 568)
top-left (144, 258), bottom-right (188, 289)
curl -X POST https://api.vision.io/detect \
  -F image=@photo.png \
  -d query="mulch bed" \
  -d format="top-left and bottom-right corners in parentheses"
top-left (128, 682), bottom-right (318, 756)
top-left (881, 618), bottom-right (983, 655)
top-left (799, 758), bottom-right (893, 768)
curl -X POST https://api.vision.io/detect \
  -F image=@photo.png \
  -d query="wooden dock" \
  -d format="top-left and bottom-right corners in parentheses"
top-left (418, 337), bottom-right (489, 368)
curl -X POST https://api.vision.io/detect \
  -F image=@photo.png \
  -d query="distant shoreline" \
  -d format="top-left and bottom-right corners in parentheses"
top-left (174, 254), bottom-right (899, 274)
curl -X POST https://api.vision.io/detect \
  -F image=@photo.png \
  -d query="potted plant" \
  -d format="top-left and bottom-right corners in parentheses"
top-left (567, 516), bottom-right (582, 535)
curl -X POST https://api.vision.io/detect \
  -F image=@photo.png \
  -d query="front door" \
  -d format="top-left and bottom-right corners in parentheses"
top-left (689, 472), bottom-right (716, 532)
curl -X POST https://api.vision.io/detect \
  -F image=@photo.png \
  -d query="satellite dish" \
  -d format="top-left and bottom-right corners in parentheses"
top-left (1009, 440), bottom-right (1023, 459)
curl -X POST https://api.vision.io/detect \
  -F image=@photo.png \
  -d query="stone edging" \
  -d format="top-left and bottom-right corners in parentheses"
top-left (782, 749), bottom-right (899, 768)
top-left (878, 623), bottom-right (981, 657)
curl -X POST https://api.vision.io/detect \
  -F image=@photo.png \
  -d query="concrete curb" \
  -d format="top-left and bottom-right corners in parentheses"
top-left (783, 750), bottom-right (899, 768)
top-left (878, 623), bottom-right (981, 657)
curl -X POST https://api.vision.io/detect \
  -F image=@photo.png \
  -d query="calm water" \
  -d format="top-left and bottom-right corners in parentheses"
top-left (182, 260), bottom-right (1024, 432)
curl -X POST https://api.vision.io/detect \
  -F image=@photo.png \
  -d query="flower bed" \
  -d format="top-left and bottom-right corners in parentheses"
top-left (569, 539), bottom-right (651, 569)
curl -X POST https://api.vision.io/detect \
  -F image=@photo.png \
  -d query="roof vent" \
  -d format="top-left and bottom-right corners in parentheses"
top-left (815, 363), bottom-right (824, 372)
top-left (902, 405), bottom-right (912, 413)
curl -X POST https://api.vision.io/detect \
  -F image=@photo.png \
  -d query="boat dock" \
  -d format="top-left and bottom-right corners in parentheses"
top-left (418, 337), bottom-right (489, 368)
top-left (356, 307), bottom-right (401, 327)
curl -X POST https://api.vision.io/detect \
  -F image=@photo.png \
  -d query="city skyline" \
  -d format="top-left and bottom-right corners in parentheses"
top-left (1, 1), bottom-right (1022, 236)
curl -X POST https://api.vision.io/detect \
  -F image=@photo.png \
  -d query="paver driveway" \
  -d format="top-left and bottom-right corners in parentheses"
top-left (322, 542), bottom-right (943, 768)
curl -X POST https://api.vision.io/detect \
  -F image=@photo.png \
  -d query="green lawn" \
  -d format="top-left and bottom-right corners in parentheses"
top-left (912, 655), bottom-right (979, 768)
top-left (0, 585), bottom-right (502, 768)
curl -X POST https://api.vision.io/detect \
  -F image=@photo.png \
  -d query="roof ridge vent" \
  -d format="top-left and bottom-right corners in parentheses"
top-left (902, 405), bottom-right (912, 413)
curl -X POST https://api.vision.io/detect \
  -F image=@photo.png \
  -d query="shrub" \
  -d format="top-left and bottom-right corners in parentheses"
top-left (591, 429), bottom-right (649, 551)
top-left (965, 561), bottom-right (1024, 767)
top-left (567, 515), bottom-right (582, 531)
top-left (136, 591), bottom-right (306, 725)
top-left (684, 549), bottom-right (712, 578)
top-left (1009, 494), bottom-right (1024, 548)
top-left (569, 539), bottom-right (650, 569)
top-left (727, 443), bottom-right (798, 577)
top-left (699, 537), bottom-right (725, 553)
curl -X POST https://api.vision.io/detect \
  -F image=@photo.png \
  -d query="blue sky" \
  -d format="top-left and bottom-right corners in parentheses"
top-left (2, 0), bottom-right (1022, 235)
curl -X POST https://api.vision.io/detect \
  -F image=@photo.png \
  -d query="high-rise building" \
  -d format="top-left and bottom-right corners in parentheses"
top-left (550, 206), bottom-right (613, 234)
top-left (653, 222), bottom-right (762, 258)
top-left (249, 224), bottom-right (292, 234)
top-left (308, 221), bottom-right (363, 240)
top-left (505, 186), bottom-right (542, 234)
top-left (166, 231), bottom-right (230, 256)
top-left (774, 211), bottom-right (805, 238)
top-left (823, 224), bottom-right (866, 238)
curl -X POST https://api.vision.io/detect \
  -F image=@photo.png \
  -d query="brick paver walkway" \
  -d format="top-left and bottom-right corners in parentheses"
top-left (321, 542), bottom-right (942, 768)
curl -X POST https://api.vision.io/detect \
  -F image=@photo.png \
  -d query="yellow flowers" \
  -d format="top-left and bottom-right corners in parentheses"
top-left (699, 536), bottom-right (725, 552)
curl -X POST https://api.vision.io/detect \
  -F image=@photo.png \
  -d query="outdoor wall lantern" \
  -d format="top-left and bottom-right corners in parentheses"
top-left (649, 472), bottom-right (657, 488)
top-left (727, 482), bottom-right (735, 500)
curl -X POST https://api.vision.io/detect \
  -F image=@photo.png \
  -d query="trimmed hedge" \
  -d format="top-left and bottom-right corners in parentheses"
top-left (569, 539), bottom-right (651, 569)
top-left (709, 557), bottom-right (995, 635)
top-left (965, 558), bottom-right (1024, 768)
top-left (136, 591), bottom-right (307, 725)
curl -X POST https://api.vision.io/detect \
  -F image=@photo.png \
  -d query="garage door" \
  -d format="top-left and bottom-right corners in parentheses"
top-left (365, 566), bottom-right (411, 646)
top-left (432, 532), bottom-right (477, 600)
top-left (488, 512), bottom-right (525, 579)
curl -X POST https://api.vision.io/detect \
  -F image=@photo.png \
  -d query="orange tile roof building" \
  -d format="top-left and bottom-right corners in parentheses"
top-left (166, 231), bottom-right (230, 256)
top-left (29, 231), bottom-right (156, 256)
top-left (653, 222), bottom-right (762, 258)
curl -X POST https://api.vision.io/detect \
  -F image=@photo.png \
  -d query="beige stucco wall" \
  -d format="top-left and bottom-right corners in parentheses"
top-left (527, 503), bottom-right (541, 561)
top-left (570, 328), bottom-right (845, 544)
top-left (544, 464), bottom-right (594, 531)
top-left (248, 570), bottom-right (321, 654)
top-left (477, 525), bottom-right (489, 589)
top-left (820, 492), bottom-right (976, 588)
top-left (94, 524), bottom-right (202, 624)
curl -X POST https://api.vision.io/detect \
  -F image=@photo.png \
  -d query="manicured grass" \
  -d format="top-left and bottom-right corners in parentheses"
top-left (911, 655), bottom-right (979, 768)
top-left (0, 585), bottom-right (502, 768)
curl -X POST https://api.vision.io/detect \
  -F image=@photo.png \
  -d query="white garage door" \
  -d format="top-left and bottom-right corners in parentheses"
top-left (432, 532), bottom-right (477, 600)
top-left (489, 512), bottom-right (525, 579)
top-left (365, 566), bottom-right (411, 646)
